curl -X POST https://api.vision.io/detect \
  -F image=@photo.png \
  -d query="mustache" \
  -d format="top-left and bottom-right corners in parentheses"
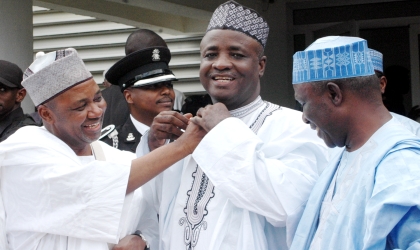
top-left (156, 97), bottom-right (173, 103)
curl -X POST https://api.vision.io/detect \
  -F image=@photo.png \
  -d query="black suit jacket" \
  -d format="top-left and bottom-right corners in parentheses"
top-left (102, 85), bottom-right (130, 129)
top-left (101, 116), bottom-right (142, 153)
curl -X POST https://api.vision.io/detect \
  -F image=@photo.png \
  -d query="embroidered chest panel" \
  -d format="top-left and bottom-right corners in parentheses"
top-left (178, 101), bottom-right (280, 249)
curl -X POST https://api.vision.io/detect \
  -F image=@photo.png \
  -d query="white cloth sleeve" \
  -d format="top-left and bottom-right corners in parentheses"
top-left (1, 128), bottom-right (131, 244)
top-left (193, 117), bottom-right (325, 227)
top-left (133, 131), bottom-right (162, 250)
top-left (0, 158), bottom-right (6, 250)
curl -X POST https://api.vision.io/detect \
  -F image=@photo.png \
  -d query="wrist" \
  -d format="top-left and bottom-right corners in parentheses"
top-left (132, 230), bottom-right (150, 250)
top-left (148, 134), bottom-right (166, 151)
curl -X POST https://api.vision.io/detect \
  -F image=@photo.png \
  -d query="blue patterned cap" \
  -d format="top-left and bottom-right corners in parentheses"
top-left (206, 0), bottom-right (269, 48)
top-left (292, 36), bottom-right (375, 84)
top-left (369, 48), bottom-right (383, 73)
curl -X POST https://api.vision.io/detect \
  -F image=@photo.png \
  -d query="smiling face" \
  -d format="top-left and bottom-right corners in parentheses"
top-left (124, 81), bottom-right (175, 126)
top-left (40, 78), bottom-right (106, 155)
top-left (199, 29), bottom-right (266, 110)
top-left (294, 82), bottom-right (345, 148)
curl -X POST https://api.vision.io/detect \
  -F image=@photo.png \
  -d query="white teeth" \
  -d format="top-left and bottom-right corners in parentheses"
top-left (85, 123), bottom-right (99, 128)
top-left (214, 77), bottom-right (233, 81)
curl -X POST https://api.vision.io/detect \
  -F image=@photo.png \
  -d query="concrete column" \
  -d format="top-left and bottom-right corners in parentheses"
top-left (0, 0), bottom-right (34, 113)
top-left (258, 1), bottom-right (295, 108)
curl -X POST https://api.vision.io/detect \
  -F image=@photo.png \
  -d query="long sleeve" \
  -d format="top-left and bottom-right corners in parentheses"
top-left (192, 113), bottom-right (329, 245)
top-left (0, 126), bottom-right (131, 245)
top-left (365, 147), bottom-right (420, 250)
top-left (133, 132), bottom-right (162, 250)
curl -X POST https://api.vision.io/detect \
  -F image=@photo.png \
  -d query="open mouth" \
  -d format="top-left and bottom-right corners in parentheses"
top-left (213, 76), bottom-right (234, 82)
top-left (84, 122), bottom-right (100, 129)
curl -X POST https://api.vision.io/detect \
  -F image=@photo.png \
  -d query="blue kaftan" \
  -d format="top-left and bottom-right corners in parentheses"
top-left (290, 117), bottom-right (420, 250)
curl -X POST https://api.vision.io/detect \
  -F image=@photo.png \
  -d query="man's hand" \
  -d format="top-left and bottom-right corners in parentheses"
top-left (176, 120), bottom-right (207, 154)
top-left (112, 235), bottom-right (146, 250)
top-left (148, 111), bottom-right (192, 151)
top-left (190, 103), bottom-right (231, 132)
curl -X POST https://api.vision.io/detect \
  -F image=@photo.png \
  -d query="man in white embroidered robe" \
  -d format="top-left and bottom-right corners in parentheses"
top-left (369, 48), bottom-right (420, 137)
top-left (290, 36), bottom-right (420, 249)
top-left (130, 1), bottom-right (330, 249)
top-left (0, 48), bottom-right (204, 250)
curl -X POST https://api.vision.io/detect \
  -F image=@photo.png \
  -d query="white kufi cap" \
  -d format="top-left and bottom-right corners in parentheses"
top-left (22, 48), bottom-right (92, 106)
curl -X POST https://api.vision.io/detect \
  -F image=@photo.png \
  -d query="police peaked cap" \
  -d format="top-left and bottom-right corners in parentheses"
top-left (106, 46), bottom-right (177, 91)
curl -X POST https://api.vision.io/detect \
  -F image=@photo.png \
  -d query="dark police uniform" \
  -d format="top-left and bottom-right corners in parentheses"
top-left (100, 46), bottom-right (177, 153)
top-left (101, 115), bottom-right (141, 153)
top-left (0, 107), bottom-right (39, 143)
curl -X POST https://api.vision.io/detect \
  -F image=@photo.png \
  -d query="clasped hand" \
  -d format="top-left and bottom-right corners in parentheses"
top-left (148, 103), bottom-right (231, 152)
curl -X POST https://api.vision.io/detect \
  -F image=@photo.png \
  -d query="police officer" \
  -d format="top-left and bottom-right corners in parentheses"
top-left (0, 60), bottom-right (39, 142)
top-left (100, 29), bottom-right (178, 152)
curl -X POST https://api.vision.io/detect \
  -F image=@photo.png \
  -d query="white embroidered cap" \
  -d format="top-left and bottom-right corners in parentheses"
top-left (206, 0), bottom-right (269, 48)
top-left (292, 36), bottom-right (375, 84)
top-left (22, 48), bottom-right (92, 106)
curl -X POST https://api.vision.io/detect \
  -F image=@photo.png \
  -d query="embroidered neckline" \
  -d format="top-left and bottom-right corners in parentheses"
top-left (230, 96), bottom-right (264, 119)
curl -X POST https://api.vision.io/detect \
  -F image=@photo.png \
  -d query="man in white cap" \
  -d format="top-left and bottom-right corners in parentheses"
top-left (0, 48), bottom-right (205, 250)
top-left (290, 36), bottom-right (420, 249)
top-left (132, 1), bottom-right (329, 249)
top-left (369, 48), bottom-right (420, 136)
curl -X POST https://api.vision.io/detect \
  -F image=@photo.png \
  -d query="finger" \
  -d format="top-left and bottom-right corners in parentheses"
top-left (154, 113), bottom-right (189, 130)
top-left (183, 113), bottom-right (193, 120)
top-left (171, 111), bottom-right (191, 125)
top-left (189, 116), bottom-right (201, 126)
top-left (155, 110), bottom-right (189, 122)
top-left (189, 116), bottom-right (210, 132)
top-left (154, 122), bottom-right (185, 137)
top-left (196, 107), bottom-right (206, 117)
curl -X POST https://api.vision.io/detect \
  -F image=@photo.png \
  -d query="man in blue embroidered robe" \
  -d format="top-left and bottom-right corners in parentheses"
top-left (291, 36), bottom-right (420, 250)
top-left (126, 1), bottom-right (331, 250)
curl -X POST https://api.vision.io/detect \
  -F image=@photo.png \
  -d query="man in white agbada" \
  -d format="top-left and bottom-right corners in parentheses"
top-left (369, 48), bottom-right (420, 136)
top-left (129, 1), bottom-right (330, 249)
top-left (0, 48), bottom-right (205, 250)
top-left (290, 36), bottom-right (420, 249)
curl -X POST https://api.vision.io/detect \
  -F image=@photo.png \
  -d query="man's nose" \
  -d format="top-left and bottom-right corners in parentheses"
top-left (212, 54), bottom-right (232, 70)
top-left (88, 102), bottom-right (104, 118)
top-left (302, 113), bottom-right (310, 124)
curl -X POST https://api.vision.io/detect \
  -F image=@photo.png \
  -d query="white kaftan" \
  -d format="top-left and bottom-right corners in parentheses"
top-left (0, 126), bottom-right (137, 250)
top-left (391, 112), bottom-right (420, 137)
top-left (290, 117), bottom-right (420, 250)
top-left (135, 96), bottom-right (329, 250)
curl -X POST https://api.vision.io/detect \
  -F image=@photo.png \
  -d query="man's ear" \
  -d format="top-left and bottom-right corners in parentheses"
top-left (15, 88), bottom-right (26, 103)
top-left (379, 76), bottom-right (387, 94)
top-left (123, 89), bottom-right (133, 104)
top-left (37, 104), bottom-right (54, 124)
top-left (327, 82), bottom-right (343, 106)
top-left (258, 56), bottom-right (267, 78)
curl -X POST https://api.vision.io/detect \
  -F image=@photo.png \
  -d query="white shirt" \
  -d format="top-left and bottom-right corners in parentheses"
top-left (136, 96), bottom-right (329, 250)
top-left (130, 115), bottom-right (150, 135)
top-left (0, 126), bottom-right (137, 250)
top-left (391, 112), bottom-right (420, 137)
